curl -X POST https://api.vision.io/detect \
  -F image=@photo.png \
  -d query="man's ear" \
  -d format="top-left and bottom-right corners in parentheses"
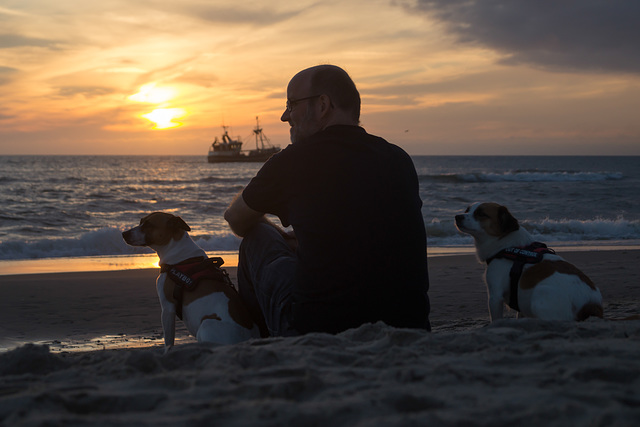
top-left (317, 94), bottom-right (333, 117)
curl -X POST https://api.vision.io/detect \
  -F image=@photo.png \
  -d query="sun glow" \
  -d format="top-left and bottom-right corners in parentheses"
top-left (142, 108), bottom-right (187, 129)
top-left (128, 83), bottom-right (175, 104)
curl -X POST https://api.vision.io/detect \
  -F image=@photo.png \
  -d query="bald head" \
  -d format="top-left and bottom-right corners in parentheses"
top-left (294, 65), bottom-right (361, 123)
top-left (281, 65), bottom-right (362, 143)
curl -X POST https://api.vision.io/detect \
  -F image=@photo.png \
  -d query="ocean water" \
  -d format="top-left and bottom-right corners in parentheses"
top-left (1, 155), bottom-right (638, 271)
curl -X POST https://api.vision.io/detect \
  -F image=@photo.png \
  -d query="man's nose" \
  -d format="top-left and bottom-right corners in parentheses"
top-left (281, 109), bottom-right (290, 122)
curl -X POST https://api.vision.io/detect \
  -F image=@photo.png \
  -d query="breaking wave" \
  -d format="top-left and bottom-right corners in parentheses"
top-left (426, 216), bottom-right (639, 247)
top-left (0, 228), bottom-right (241, 261)
top-left (422, 171), bottom-right (624, 184)
top-left (1, 218), bottom-right (637, 261)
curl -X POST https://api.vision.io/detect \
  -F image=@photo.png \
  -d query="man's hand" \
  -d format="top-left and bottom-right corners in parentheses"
top-left (282, 229), bottom-right (298, 251)
top-left (225, 190), bottom-right (297, 251)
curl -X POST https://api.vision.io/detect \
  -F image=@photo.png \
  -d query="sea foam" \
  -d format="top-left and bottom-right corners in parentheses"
top-left (2, 218), bottom-right (638, 261)
top-left (0, 228), bottom-right (242, 260)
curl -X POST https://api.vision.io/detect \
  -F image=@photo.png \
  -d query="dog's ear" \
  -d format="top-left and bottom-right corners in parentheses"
top-left (498, 206), bottom-right (519, 235)
top-left (168, 216), bottom-right (191, 231)
top-left (168, 216), bottom-right (191, 240)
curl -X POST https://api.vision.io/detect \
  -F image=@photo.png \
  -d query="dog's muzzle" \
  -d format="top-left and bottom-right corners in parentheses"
top-left (122, 227), bottom-right (147, 246)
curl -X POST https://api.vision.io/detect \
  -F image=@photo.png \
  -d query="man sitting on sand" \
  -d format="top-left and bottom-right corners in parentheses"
top-left (224, 64), bottom-right (430, 336)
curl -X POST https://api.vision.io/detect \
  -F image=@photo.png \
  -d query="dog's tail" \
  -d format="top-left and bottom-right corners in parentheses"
top-left (575, 302), bottom-right (604, 321)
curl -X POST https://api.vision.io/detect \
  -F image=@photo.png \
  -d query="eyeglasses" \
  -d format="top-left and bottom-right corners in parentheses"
top-left (285, 95), bottom-right (321, 112)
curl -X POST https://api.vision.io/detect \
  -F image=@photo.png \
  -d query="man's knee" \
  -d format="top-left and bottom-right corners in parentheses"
top-left (240, 223), bottom-right (294, 265)
top-left (240, 223), bottom-right (281, 252)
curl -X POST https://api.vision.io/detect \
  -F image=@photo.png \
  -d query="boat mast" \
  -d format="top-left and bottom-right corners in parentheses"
top-left (253, 116), bottom-right (267, 150)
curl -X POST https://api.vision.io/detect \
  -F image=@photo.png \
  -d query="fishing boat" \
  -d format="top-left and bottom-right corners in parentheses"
top-left (207, 117), bottom-right (281, 163)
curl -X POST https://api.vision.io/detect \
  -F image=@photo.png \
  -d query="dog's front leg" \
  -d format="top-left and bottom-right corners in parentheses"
top-left (488, 294), bottom-right (504, 322)
top-left (161, 306), bottom-right (176, 354)
top-left (157, 275), bottom-right (177, 353)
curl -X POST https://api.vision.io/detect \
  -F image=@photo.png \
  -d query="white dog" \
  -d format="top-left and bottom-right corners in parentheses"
top-left (123, 212), bottom-right (263, 353)
top-left (455, 202), bottom-right (603, 322)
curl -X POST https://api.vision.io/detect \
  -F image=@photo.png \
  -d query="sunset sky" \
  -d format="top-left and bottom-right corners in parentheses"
top-left (1, 0), bottom-right (639, 155)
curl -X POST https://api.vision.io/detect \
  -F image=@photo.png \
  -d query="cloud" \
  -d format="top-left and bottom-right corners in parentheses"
top-left (0, 65), bottom-right (18, 74)
top-left (0, 65), bottom-right (18, 85)
top-left (148, 1), bottom-right (305, 26)
top-left (410, 0), bottom-right (640, 73)
top-left (189, 6), bottom-right (300, 25)
top-left (0, 33), bottom-right (60, 49)
top-left (55, 86), bottom-right (117, 98)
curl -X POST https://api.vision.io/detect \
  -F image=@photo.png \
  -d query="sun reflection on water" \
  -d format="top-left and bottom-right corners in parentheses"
top-left (0, 252), bottom-right (238, 276)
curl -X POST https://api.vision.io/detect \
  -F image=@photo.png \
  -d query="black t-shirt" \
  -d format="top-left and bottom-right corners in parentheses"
top-left (243, 125), bottom-right (430, 333)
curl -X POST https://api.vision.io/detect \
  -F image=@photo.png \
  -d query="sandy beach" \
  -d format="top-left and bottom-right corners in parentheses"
top-left (1, 250), bottom-right (639, 425)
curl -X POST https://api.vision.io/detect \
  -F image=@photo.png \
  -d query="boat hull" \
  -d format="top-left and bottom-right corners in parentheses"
top-left (207, 118), bottom-right (280, 163)
top-left (207, 151), bottom-right (278, 163)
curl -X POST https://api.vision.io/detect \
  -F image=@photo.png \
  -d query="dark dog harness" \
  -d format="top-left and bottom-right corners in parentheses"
top-left (485, 242), bottom-right (556, 312)
top-left (160, 256), bottom-right (234, 320)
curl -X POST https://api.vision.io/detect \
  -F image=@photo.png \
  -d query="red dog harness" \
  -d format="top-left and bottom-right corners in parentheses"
top-left (160, 257), bottom-right (234, 320)
top-left (486, 242), bottom-right (556, 312)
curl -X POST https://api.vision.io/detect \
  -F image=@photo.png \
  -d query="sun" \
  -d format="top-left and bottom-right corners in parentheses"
top-left (128, 82), bottom-right (188, 130)
top-left (142, 108), bottom-right (187, 130)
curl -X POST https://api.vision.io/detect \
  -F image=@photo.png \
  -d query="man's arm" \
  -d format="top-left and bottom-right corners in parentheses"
top-left (224, 190), bottom-right (265, 237)
top-left (224, 191), bottom-right (297, 250)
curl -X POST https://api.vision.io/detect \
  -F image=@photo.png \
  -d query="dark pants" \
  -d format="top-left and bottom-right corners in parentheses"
top-left (237, 223), bottom-right (299, 337)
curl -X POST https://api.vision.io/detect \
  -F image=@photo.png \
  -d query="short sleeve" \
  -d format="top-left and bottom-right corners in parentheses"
top-left (242, 149), bottom-right (293, 226)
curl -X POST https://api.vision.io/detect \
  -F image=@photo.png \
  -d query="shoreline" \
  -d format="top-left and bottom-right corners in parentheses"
top-left (1, 244), bottom-right (639, 276)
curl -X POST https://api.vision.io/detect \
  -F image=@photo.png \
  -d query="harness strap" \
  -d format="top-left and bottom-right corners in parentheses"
top-left (486, 243), bottom-right (555, 312)
top-left (160, 257), bottom-right (231, 320)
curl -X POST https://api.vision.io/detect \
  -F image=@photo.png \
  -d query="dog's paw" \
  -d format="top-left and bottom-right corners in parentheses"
top-left (163, 344), bottom-right (174, 355)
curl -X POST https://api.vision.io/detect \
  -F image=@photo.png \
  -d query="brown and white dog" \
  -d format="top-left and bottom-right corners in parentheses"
top-left (122, 212), bottom-right (262, 352)
top-left (455, 202), bottom-right (603, 322)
